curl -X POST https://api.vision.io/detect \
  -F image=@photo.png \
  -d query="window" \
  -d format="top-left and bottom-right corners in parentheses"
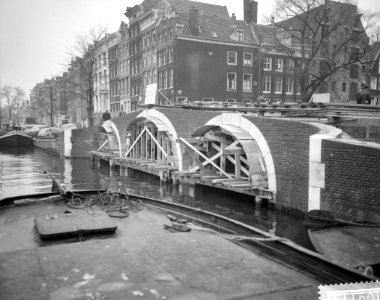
top-left (263, 75), bottom-right (271, 93)
top-left (169, 69), bottom-right (173, 88)
top-left (287, 60), bottom-right (294, 72)
top-left (243, 99), bottom-right (252, 105)
top-left (177, 96), bottom-right (187, 103)
top-left (147, 51), bottom-right (151, 67)
top-left (275, 59), bottom-right (283, 72)
top-left (350, 64), bottom-right (359, 79)
top-left (176, 24), bottom-right (184, 34)
top-left (164, 71), bottom-right (168, 89)
top-left (169, 47), bottom-right (173, 63)
top-left (158, 33), bottom-right (162, 45)
top-left (227, 51), bottom-right (237, 65)
top-left (227, 73), bottom-right (237, 91)
top-left (158, 72), bottom-right (163, 90)
top-left (285, 77), bottom-right (293, 94)
top-left (342, 82), bottom-right (346, 92)
top-left (237, 31), bottom-right (244, 41)
top-left (274, 76), bottom-right (283, 93)
top-left (263, 58), bottom-right (272, 70)
top-left (350, 47), bottom-right (360, 61)
top-left (296, 79), bottom-right (301, 94)
top-left (152, 68), bottom-right (156, 82)
top-left (280, 35), bottom-right (291, 46)
top-left (243, 53), bottom-right (252, 66)
top-left (243, 74), bottom-right (252, 92)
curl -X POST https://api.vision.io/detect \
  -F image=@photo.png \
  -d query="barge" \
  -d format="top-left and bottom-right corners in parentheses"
top-left (0, 186), bottom-right (374, 299)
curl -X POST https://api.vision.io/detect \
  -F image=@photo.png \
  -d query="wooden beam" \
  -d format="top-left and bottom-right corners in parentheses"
top-left (98, 139), bottom-right (108, 152)
top-left (223, 147), bottom-right (245, 155)
top-left (204, 133), bottom-right (231, 145)
top-left (211, 177), bottom-right (237, 184)
top-left (189, 151), bottom-right (223, 172)
top-left (235, 154), bottom-right (241, 179)
top-left (125, 127), bottom-right (147, 157)
top-left (179, 137), bottom-right (232, 179)
top-left (146, 127), bottom-right (168, 158)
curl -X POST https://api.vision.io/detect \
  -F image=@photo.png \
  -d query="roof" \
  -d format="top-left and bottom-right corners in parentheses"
top-left (250, 24), bottom-right (280, 46)
top-left (169, 0), bottom-right (255, 45)
top-left (167, 0), bottom-right (229, 19)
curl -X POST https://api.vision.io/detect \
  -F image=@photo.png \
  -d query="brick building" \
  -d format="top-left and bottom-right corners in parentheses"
top-left (251, 24), bottom-right (302, 103)
top-left (274, 0), bottom-right (370, 103)
top-left (369, 41), bottom-right (380, 103)
top-left (125, 0), bottom-right (261, 107)
top-left (93, 35), bottom-right (110, 114)
top-left (118, 22), bottom-right (131, 113)
top-left (108, 32), bottom-right (120, 115)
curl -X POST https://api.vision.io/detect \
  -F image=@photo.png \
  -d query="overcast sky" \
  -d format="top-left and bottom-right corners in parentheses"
top-left (0, 0), bottom-right (379, 99)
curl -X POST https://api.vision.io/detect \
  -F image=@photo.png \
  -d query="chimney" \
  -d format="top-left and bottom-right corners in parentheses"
top-left (232, 13), bottom-right (236, 21)
top-left (189, 6), bottom-right (200, 36)
top-left (244, 0), bottom-right (258, 24)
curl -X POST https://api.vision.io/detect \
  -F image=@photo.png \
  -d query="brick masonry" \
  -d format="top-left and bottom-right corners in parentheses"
top-left (244, 116), bottom-right (319, 212)
top-left (67, 108), bottom-right (380, 222)
top-left (321, 139), bottom-right (380, 223)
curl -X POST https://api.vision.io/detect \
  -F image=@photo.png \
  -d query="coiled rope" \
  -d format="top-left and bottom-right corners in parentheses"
top-left (67, 189), bottom-right (143, 218)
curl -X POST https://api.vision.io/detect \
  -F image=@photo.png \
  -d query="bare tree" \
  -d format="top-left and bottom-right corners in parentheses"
top-left (272, 0), bottom-right (379, 101)
top-left (67, 26), bottom-right (108, 126)
top-left (0, 85), bottom-right (25, 123)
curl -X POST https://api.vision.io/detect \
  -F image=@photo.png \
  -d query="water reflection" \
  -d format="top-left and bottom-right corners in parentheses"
top-left (0, 148), bottom-right (314, 250)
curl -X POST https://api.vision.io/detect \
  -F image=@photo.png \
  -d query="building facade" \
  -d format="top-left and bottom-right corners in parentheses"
top-left (93, 35), bottom-right (110, 114)
top-left (108, 32), bottom-right (121, 115)
top-left (118, 22), bottom-right (131, 113)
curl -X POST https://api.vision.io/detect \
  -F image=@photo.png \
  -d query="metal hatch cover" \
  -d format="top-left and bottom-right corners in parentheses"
top-left (34, 211), bottom-right (117, 239)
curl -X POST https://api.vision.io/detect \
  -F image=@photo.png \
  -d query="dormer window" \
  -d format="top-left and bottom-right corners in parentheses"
top-left (237, 30), bottom-right (244, 41)
top-left (176, 24), bottom-right (184, 34)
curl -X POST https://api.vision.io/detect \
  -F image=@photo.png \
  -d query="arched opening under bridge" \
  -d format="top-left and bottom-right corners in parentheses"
top-left (175, 113), bottom-right (276, 203)
top-left (96, 120), bottom-right (122, 156)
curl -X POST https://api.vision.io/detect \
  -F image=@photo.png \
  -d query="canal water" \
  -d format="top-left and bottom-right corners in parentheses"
top-left (0, 147), bottom-right (315, 250)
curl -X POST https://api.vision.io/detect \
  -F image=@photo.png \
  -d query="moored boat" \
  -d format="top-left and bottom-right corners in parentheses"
top-left (0, 131), bottom-right (33, 148)
top-left (309, 224), bottom-right (380, 277)
top-left (0, 186), bottom-right (374, 299)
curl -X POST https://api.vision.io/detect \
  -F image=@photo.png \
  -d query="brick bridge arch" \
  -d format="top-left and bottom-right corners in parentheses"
top-left (96, 108), bottom-right (345, 213)
top-left (204, 113), bottom-right (278, 202)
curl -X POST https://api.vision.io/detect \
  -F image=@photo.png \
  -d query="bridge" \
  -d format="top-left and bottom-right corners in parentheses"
top-left (64, 105), bottom-right (380, 223)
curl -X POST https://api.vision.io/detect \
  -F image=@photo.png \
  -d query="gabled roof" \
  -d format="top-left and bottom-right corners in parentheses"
top-left (167, 0), bottom-right (229, 19)
top-left (168, 0), bottom-right (255, 45)
top-left (275, 0), bottom-right (358, 33)
top-left (250, 24), bottom-right (280, 46)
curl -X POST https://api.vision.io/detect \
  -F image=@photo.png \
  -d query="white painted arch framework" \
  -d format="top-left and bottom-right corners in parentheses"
top-left (205, 113), bottom-right (277, 202)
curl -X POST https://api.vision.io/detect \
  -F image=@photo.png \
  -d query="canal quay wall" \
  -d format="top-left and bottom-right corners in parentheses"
top-left (58, 107), bottom-right (379, 223)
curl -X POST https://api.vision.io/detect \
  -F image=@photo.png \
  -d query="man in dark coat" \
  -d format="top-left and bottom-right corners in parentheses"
top-left (356, 86), bottom-right (372, 104)
top-left (102, 110), bottom-right (111, 121)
